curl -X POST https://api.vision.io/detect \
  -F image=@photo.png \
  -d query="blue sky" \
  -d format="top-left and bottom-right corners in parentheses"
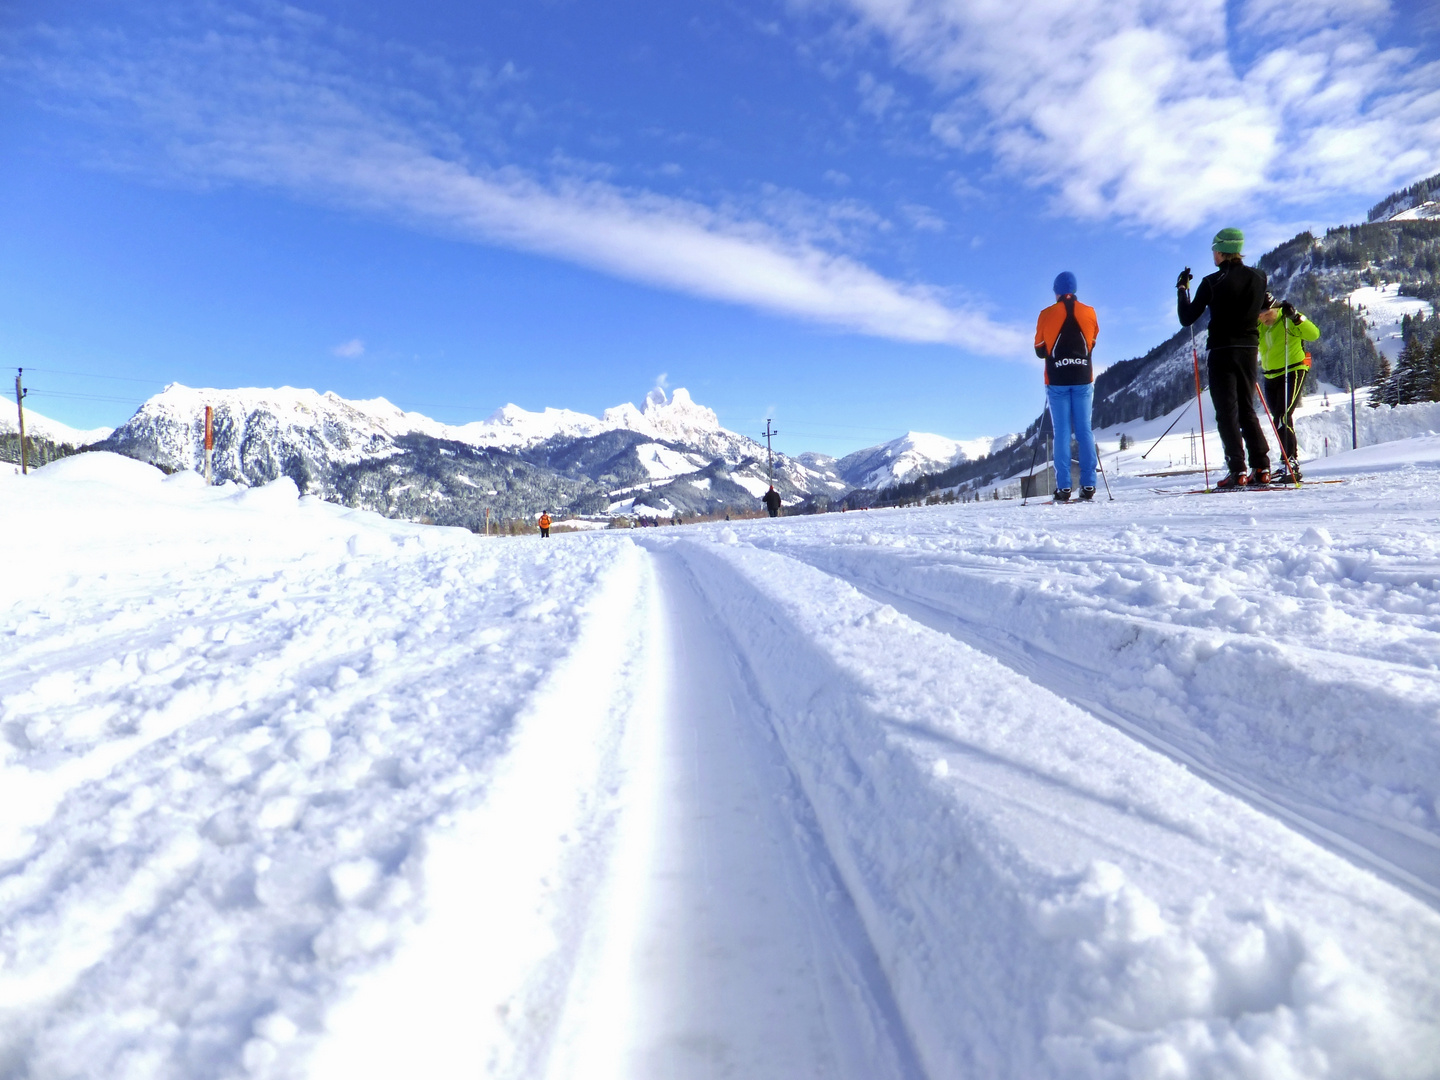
top-left (2, 0), bottom-right (1438, 456)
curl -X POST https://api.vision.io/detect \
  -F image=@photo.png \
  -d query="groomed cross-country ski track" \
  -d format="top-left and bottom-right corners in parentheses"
top-left (3, 448), bottom-right (1440, 1079)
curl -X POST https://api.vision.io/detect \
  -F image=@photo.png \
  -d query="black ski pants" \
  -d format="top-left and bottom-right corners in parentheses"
top-left (1207, 347), bottom-right (1269, 476)
top-left (1262, 369), bottom-right (1307, 469)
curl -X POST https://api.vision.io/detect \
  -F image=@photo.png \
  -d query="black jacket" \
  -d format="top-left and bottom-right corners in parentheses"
top-left (1178, 260), bottom-right (1267, 350)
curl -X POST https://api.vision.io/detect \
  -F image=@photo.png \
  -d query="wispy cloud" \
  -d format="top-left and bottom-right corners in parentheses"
top-left (13, 9), bottom-right (1026, 356)
top-left (820, 0), bottom-right (1440, 231)
top-left (332, 338), bottom-right (365, 358)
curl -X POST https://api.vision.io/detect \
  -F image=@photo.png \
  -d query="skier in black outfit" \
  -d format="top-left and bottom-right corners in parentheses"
top-left (1177, 228), bottom-right (1271, 488)
top-left (762, 486), bottom-right (782, 517)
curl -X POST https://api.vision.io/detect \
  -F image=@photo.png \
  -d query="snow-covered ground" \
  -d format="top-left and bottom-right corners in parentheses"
top-left (3, 449), bottom-right (1440, 1078)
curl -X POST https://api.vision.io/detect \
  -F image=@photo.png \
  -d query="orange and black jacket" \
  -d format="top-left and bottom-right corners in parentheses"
top-left (1034, 295), bottom-right (1098, 385)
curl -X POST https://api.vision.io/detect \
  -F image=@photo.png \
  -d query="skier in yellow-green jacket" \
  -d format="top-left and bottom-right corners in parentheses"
top-left (1258, 296), bottom-right (1320, 483)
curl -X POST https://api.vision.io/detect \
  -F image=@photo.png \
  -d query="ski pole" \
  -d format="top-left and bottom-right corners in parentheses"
top-left (1140, 399), bottom-right (1192, 460)
top-left (1189, 325), bottom-right (1212, 491)
top-left (1096, 451), bottom-right (1115, 501)
top-left (1254, 378), bottom-right (1299, 484)
top-left (1021, 397), bottom-right (1048, 505)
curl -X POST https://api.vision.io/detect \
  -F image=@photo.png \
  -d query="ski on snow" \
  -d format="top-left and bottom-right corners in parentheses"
top-left (1151, 479), bottom-right (1346, 496)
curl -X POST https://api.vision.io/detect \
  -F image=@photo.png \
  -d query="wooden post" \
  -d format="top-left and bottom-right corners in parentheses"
top-left (204, 405), bottom-right (214, 484)
top-left (14, 368), bottom-right (28, 475)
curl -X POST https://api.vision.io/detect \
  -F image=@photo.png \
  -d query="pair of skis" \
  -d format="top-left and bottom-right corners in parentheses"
top-left (1152, 478), bottom-right (1344, 496)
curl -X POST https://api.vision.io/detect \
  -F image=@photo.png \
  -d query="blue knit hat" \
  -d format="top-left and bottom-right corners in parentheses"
top-left (1053, 271), bottom-right (1077, 296)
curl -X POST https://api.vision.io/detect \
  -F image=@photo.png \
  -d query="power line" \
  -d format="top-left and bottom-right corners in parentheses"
top-left (25, 389), bottom-right (152, 406)
top-left (21, 367), bottom-right (165, 385)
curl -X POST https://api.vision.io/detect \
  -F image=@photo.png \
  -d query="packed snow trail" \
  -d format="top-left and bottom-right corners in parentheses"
top-left (657, 532), bottom-right (1440, 1078)
top-left (543, 547), bottom-right (923, 1080)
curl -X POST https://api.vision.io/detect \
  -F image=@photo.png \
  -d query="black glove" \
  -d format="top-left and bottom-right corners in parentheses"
top-left (1176, 267), bottom-right (1193, 290)
top-left (1280, 301), bottom-right (1300, 323)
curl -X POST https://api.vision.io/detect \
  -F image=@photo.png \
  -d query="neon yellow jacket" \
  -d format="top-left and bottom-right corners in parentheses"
top-left (1258, 313), bottom-right (1320, 378)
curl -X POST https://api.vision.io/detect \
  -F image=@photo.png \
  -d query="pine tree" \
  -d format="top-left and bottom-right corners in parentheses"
top-left (1425, 333), bottom-right (1440, 402)
top-left (1393, 337), bottom-right (1427, 404)
top-left (1368, 355), bottom-right (1394, 407)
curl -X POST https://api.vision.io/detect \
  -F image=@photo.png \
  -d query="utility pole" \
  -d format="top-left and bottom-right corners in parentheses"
top-left (1348, 295), bottom-right (1359, 449)
top-left (761, 419), bottom-right (778, 483)
top-left (14, 368), bottom-right (28, 475)
top-left (204, 405), bottom-right (214, 484)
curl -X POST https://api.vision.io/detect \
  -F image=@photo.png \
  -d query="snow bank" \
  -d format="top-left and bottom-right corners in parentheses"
top-left (0, 453), bottom-right (639, 1077)
top-left (666, 535), bottom-right (1440, 1079)
top-left (1297, 399), bottom-right (1440, 460)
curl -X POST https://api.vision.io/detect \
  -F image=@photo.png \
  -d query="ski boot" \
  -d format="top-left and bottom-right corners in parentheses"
top-left (1215, 472), bottom-right (1247, 490)
top-left (1079, 486), bottom-right (1096, 501)
top-left (1053, 488), bottom-right (1072, 503)
top-left (1247, 469), bottom-right (1271, 487)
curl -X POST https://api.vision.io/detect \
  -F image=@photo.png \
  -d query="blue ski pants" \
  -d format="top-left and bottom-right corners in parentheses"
top-left (1046, 382), bottom-right (1097, 491)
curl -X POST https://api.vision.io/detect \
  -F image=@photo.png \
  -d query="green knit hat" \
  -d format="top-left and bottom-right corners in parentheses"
top-left (1212, 227), bottom-right (1245, 254)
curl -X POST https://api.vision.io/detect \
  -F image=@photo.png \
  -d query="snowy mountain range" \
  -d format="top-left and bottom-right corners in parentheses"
top-left (95, 383), bottom-right (849, 524)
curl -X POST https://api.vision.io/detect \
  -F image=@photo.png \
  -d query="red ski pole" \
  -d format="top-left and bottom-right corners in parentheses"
top-left (1254, 379), bottom-right (1298, 484)
top-left (1189, 326), bottom-right (1212, 491)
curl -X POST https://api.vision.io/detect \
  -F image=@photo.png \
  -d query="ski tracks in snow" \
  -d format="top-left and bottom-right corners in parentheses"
top-left (6, 459), bottom-right (1440, 1079)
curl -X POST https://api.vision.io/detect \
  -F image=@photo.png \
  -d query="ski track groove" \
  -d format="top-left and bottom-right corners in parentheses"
top-left (766, 543), bottom-right (1440, 910)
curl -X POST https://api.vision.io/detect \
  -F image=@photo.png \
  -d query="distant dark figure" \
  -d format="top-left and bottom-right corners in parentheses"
top-left (762, 486), bottom-right (782, 518)
top-left (539, 512), bottom-right (551, 538)
top-left (1178, 228), bottom-right (1270, 488)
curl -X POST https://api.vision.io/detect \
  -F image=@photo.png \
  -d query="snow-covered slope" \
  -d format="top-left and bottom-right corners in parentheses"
top-left (4, 449), bottom-right (1440, 1077)
top-left (0, 405), bottom-right (112, 446)
top-left (1368, 171), bottom-right (1440, 222)
top-left (1349, 284), bottom-right (1433, 362)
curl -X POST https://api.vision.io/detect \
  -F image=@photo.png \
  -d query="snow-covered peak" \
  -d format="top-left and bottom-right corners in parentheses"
top-left (468, 403), bottom-right (614, 449)
top-left (837, 430), bottom-right (1013, 489)
top-left (602, 388), bottom-right (756, 462)
top-left (635, 388), bottom-right (723, 441)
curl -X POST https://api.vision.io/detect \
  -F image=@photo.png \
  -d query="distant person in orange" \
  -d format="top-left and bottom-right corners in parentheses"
top-left (1034, 271), bottom-right (1099, 501)
top-left (538, 512), bottom-right (551, 538)
top-left (762, 487), bottom-right (782, 517)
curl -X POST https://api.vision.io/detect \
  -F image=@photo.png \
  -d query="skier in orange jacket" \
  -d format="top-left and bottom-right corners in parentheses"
top-left (1033, 271), bottom-right (1099, 501)
top-left (538, 513), bottom-right (551, 538)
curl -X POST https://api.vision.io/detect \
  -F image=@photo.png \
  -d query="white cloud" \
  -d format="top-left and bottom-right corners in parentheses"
top-left (822, 0), bottom-right (1440, 231)
top-left (332, 338), bottom-right (365, 358)
top-left (857, 71), bottom-right (901, 117)
top-left (17, 13), bottom-right (1026, 357)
